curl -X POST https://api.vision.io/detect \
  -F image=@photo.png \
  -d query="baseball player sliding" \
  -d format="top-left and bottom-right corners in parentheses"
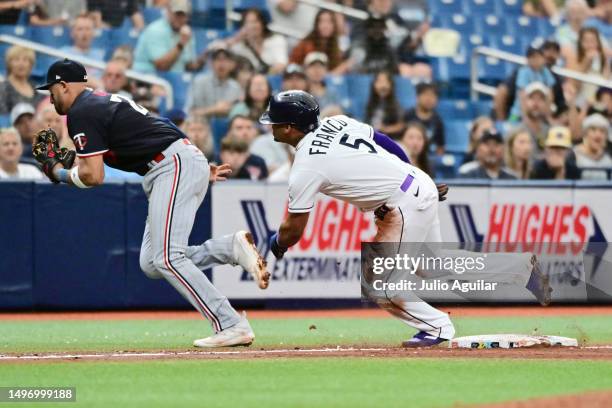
top-left (33, 59), bottom-right (270, 348)
top-left (261, 91), bottom-right (551, 347)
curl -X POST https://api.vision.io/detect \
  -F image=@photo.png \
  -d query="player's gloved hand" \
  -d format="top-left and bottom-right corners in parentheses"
top-left (436, 183), bottom-right (449, 202)
top-left (32, 128), bottom-right (63, 184)
top-left (57, 147), bottom-right (76, 169)
top-left (269, 232), bottom-right (288, 259)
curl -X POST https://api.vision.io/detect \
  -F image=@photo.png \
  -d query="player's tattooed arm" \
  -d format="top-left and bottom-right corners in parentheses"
top-left (270, 212), bottom-right (311, 259)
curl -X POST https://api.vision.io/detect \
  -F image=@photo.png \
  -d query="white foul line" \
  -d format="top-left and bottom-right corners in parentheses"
top-left (0, 347), bottom-right (391, 361)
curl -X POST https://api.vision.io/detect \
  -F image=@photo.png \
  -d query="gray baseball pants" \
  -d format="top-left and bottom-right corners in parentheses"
top-left (139, 139), bottom-right (241, 332)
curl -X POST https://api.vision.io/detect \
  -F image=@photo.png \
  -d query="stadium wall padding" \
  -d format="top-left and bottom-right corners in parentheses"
top-left (0, 182), bottom-right (211, 310)
top-left (1, 180), bottom-right (611, 309)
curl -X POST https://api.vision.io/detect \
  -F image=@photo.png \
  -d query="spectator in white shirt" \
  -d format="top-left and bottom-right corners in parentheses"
top-left (573, 113), bottom-right (612, 180)
top-left (228, 8), bottom-right (288, 74)
top-left (0, 128), bottom-right (43, 180)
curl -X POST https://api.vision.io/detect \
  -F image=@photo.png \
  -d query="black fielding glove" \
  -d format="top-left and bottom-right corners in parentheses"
top-left (32, 128), bottom-right (63, 183)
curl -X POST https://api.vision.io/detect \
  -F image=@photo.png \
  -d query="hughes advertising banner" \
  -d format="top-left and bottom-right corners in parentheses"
top-left (212, 181), bottom-right (611, 300)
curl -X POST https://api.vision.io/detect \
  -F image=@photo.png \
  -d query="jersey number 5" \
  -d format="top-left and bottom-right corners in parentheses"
top-left (339, 133), bottom-right (377, 154)
top-left (110, 94), bottom-right (149, 116)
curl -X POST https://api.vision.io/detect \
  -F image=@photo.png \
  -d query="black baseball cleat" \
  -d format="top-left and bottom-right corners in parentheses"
top-left (526, 254), bottom-right (552, 306)
top-left (402, 331), bottom-right (448, 348)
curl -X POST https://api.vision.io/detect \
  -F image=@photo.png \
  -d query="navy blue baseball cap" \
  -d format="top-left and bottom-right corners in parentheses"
top-left (36, 58), bottom-right (88, 90)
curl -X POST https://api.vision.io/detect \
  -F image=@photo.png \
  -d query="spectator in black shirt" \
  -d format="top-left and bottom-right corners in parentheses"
top-left (218, 136), bottom-right (268, 181)
top-left (87, 0), bottom-right (144, 30)
top-left (348, 17), bottom-right (398, 74)
top-left (531, 126), bottom-right (581, 180)
top-left (404, 82), bottom-right (445, 154)
top-left (0, 0), bottom-right (28, 25)
top-left (365, 70), bottom-right (404, 138)
top-left (461, 130), bottom-right (517, 180)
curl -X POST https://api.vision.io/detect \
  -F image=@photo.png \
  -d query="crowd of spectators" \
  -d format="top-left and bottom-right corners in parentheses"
top-left (0, 0), bottom-right (609, 182)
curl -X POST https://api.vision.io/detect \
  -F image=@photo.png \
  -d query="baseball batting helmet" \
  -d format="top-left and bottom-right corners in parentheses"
top-left (259, 90), bottom-right (320, 133)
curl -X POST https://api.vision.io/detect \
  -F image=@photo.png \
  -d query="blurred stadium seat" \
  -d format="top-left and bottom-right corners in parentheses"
top-left (30, 26), bottom-right (71, 75)
top-left (209, 0), bottom-right (267, 9)
top-left (464, 0), bottom-right (497, 15)
top-left (267, 74), bottom-right (282, 93)
top-left (194, 29), bottom-right (233, 55)
top-left (193, 0), bottom-right (210, 12)
top-left (394, 76), bottom-right (416, 110)
top-left (0, 114), bottom-right (10, 128)
top-left (473, 14), bottom-right (506, 36)
top-left (509, 15), bottom-right (539, 38)
top-left (478, 56), bottom-right (511, 84)
top-left (30, 25), bottom-right (70, 47)
top-left (143, 7), bottom-right (163, 25)
top-left (324, 75), bottom-right (351, 112)
top-left (494, 34), bottom-right (523, 55)
top-left (0, 24), bottom-right (30, 74)
top-left (107, 26), bottom-right (140, 58)
top-left (210, 117), bottom-right (230, 148)
top-left (438, 100), bottom-right (475, 119)
top-left (346, 74), bottom-right (372, 120)
top-left (430, 0), bottom-right (465, 15)
top-left (500, 0), bottom-right (522, 14)
top-left (91, 29), bottom-right (110, 52)
top-left (157, 71), bottom-right (193, 110)
top-left (444, 119), bottom-right (471, 153)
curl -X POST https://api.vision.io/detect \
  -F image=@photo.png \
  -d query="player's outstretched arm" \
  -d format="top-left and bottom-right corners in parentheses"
top-left (269, 212), bottom-right (310, 259)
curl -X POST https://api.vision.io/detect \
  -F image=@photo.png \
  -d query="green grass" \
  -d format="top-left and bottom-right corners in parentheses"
top-left (1, 315), bottom-right (611, 353)
top-left (1, 315), bottom-right (612, 407)
top-left (2, 358), bottom-right (612, 408)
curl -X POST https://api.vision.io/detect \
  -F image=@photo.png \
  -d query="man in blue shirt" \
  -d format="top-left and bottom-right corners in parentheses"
top-left (133, 0), bottom-right (204, 73)
top-left (509, 44), bottom-right (556, 121)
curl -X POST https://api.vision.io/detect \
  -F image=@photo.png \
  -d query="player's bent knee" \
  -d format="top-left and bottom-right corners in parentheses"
top-left (140, 255), bottom-right (163, 279)
top-left (152, 251), bottom-right (186, 271)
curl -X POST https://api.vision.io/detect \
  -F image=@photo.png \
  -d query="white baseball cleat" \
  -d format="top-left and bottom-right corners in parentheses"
top-left (233, 230), bottom-right (270, 289)
top-left (193, 312), bottom-right (255, 348)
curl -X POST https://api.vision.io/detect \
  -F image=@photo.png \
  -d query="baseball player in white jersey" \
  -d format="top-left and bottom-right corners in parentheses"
top-left (260, 90), bottom-right (551, 347)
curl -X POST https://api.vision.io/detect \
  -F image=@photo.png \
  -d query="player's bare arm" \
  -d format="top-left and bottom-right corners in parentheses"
top-left (56, 154), bottom-right (105, 187)
top-left (270, 212), bottom-right (310, 259)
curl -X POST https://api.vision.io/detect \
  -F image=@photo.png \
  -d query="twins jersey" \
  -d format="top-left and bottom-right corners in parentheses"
top-left (67, 89), bottom-right (185, 175)
top-left (288, 115), bottom-right (417, 213)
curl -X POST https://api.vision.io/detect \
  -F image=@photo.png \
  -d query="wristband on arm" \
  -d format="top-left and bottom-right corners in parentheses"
top-left (57, 168), bottom-right (70, 183)
top-left (269, 232), bottom-right (288, 259)
top-left (70, 166), bottom-right (92, 189)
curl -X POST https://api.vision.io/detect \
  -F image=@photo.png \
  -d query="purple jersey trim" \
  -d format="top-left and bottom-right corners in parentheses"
top-left (400, 174), bottom-right (415, 192)
top-left (372, 130), bottom-right (410, 164)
